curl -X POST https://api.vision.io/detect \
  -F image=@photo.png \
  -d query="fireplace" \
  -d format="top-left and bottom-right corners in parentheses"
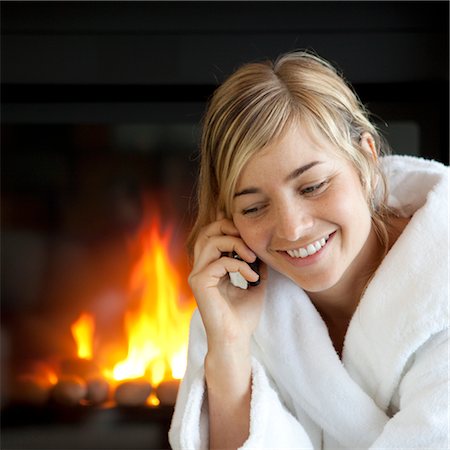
top-left (1, 3), bottom-right (448, 448)
top-left (2, 89), bottom-right (448, 450)
top-left (1, 115), bottom-right (204, 449)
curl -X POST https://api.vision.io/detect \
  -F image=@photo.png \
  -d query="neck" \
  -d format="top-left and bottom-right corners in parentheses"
top-left (308, 215), bottom-right (410, 328)
top-left (307, 225), bottom-right (384, 326)
top-left (306, 215), bottom-right (409, 358)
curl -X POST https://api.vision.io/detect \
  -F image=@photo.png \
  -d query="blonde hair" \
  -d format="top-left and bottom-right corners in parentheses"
top-left (187, 50), bottom-right (393, 258)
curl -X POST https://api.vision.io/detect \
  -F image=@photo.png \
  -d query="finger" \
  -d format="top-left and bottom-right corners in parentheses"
top-left (258, 261), bottom-right (268, 281)
top-left (198, 256), bottom-right (260, 289)
top-left (253, 260), bottom-right (267, 285)
top-left (231, 260), bottom-right (266, 290)
top-left (200, 218), bottom-right (239, 240)
top-left (194, 235), bottom-right (256, 273)
top-left (194, 219), bottom-right (240, 261)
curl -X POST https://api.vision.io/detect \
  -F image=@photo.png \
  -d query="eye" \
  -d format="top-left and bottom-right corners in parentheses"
top-left (242, 206), bottom-right (259, 215)
top-left (300, 180), bottom-right (328, 196)
top-left (242, 203), bottom-right (267, 216)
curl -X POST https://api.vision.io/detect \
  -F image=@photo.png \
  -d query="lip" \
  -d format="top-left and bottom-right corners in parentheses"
top-left (278, 231), bottom-right (336, 267)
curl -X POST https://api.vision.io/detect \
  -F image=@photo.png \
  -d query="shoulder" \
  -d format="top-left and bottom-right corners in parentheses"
top-left (381, 154), bottom-right (448, 176)
top-left (351, 153), bottom-right (448, 371)
top-left (381, 155), bottom-right (448, 218)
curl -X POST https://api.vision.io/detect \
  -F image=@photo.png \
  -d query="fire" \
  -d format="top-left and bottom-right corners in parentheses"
top-left (70, 212), bottom-right (195, 395)
top-left (46, 368), bottom-right (59, 385)
top-left (71, 313), bottom-right (95, 359)
top-left (112, 218), bottom-right (195, 385)
top-left (10, 208), bottom-right (195, 408)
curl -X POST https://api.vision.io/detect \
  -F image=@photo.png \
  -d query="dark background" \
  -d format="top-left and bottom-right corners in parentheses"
top-left (1, 1), bottom-right (449, 449)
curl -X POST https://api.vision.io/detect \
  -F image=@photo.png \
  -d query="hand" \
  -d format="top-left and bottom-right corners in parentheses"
top-left (189, 215), bottom-right (265, 449)
top-left (188, 216), bottom-right (266, 355)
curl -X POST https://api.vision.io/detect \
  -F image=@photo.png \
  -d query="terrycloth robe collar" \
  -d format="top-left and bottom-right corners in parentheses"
top-left (252, 155), bottom-right (448, 448)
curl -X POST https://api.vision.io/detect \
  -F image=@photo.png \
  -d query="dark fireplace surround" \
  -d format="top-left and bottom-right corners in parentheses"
top-left (1, 2), bottom-right (448, 449)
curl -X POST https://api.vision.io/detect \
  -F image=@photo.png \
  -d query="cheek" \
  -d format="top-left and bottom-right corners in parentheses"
top-left (233, 216), bottom-right (265, 252)
top-left (335, 185), bottom-right (372, 235)
top-left (322, 181), bottom-right (371, 230)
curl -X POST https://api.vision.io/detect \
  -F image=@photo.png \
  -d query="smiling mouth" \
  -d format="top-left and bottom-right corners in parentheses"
top-left (284, 234), bottom-right (331, 259)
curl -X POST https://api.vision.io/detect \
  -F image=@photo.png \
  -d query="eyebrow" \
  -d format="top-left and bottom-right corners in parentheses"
top-left (234, 161), bottom-right (323, 198)
top-left (284, 161), bottom-right (322, 182)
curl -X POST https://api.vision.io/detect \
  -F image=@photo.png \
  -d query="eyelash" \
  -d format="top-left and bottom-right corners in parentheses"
top-left (299, 180), bottom-right (328, 195)
top-left (241, 180), bottom-right (328, 216)
top-left (242, 205), bottom-right (265, 216)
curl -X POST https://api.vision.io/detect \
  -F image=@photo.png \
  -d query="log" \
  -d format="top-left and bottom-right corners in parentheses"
top-left (114, 379), bottom-right (151, 407)
top-left (51, 374), bottom-right (87, 406)
top-left (155, 379), bottom-right (180, 405)
top-left (86, 376), bottom-right (110, 405)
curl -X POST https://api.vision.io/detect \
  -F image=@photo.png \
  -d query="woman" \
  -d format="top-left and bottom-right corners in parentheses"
top-left (169, 51), bottom-right (448, 449)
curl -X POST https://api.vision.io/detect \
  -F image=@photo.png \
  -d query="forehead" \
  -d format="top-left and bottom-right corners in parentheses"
top-left (236, 124), bottom-right (340, 187)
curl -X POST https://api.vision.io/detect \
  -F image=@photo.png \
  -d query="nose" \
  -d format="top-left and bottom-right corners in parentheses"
top-left (275, 202), bottom-right (314, 242)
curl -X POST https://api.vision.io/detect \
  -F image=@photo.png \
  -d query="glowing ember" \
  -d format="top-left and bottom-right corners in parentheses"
top-left (45, 367), bottom-right (59, 386)
top-left (147, 392), bottom-right (161, 407)
top-left (71, 313), bottom-right (95, 360)
top-left (28, 362), bottom-right (59, 386)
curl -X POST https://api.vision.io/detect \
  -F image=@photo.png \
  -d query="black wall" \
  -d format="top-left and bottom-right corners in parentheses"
top-left (0, 3), bottom-right (448, 449)
top-left (2, 1), bottom-right (449, 85)
top-left (2, 1), bottom-right (449, 161)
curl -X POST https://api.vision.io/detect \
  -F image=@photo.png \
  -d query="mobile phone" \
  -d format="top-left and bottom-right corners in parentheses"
top-left (228, 251), bottom-right (261, 289)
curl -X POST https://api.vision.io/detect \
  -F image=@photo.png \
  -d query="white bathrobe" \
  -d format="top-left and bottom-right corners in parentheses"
top-left (169, 155), bottom-right (449, 449)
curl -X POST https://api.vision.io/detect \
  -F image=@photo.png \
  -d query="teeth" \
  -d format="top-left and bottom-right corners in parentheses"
top-left (299, 248), bottom-right (308, 258)
top-left (307, 243), bottom-right (317, 254)
top-left (286, 235), bottom-right (329, 259)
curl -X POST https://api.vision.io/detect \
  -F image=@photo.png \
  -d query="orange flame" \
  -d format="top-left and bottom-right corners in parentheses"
top-left (27, 361), bottom-right (59, 386)
top-left (147, 392), bottom-right (161, 407)
top-left (45, 366), bottom-right (59, 385)
top-left (69, 211), bottom-right (195, 399)
top-left (111, 216), bottom-right (195, 386)
top-left (71, 313), bottom-right (95, 359)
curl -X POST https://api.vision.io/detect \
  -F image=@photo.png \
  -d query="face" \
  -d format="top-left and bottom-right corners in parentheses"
top-left (232, 124), bottom-right (377, 296)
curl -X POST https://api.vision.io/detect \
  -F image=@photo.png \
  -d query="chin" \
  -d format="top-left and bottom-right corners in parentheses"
top-left (288, 270), bottom-right (343, 294)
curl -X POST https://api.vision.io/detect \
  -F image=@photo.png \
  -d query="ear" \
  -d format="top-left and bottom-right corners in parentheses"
top-left (359, 132), bottom-right (380, 199)
top-left (360, 132), bottom-right (378, 161)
